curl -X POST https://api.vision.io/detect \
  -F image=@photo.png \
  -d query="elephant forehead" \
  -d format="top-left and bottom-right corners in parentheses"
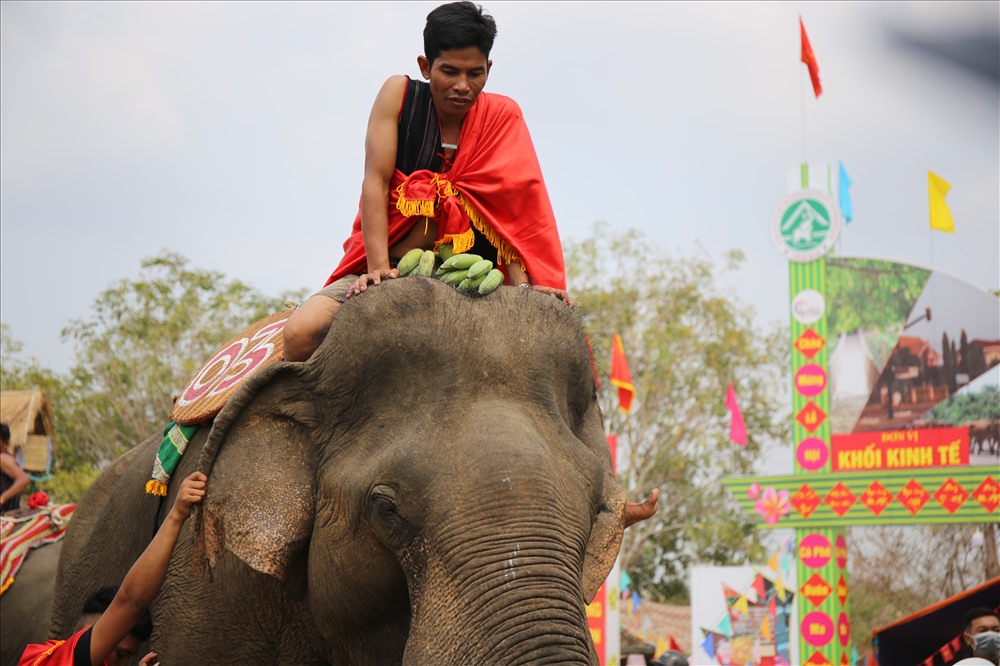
top-left (325, 280), bottom-right (592, 386)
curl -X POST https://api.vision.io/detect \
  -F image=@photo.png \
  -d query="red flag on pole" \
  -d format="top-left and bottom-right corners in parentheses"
top-left (610, 334), bottom-right (635, 413)
top-left (726, 383), bottom-right (748, 445)
top-left (800, 16), bottom-right (822, 98)
top-left (668, 635), bottom-right (682, 652)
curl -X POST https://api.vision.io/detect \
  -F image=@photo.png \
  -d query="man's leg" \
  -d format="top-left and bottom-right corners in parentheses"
top-left (283, 276), bottom-right (355, 362)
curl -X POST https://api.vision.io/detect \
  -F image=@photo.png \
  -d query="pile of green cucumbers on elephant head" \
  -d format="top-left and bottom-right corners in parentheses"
top-left (396, 245), bottom-right (505, 296)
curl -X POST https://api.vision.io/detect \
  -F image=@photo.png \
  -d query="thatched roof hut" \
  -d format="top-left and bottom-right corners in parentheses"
top-left (0, 390), bottom-right (57, 473)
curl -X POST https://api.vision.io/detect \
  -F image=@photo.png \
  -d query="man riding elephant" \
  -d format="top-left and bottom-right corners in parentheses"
top-left (283, 1), bottom-right (572, 364)
top-left (282, 0), bottom-right (658, 527)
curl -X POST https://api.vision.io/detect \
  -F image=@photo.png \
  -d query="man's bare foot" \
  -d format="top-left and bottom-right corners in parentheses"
top-left (624, 488), bottom-right (659, 528)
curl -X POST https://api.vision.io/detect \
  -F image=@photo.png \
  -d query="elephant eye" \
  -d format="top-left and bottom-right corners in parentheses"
top-left (369, 485), bottom-right (400, 518)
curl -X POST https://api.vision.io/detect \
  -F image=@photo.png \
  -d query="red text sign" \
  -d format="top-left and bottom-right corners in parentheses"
top-left (831, 427), bottom-right (969, 472)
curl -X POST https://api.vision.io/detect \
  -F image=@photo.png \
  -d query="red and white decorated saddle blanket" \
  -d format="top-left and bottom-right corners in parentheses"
top-left (0, 503), bottom-right (76, 596)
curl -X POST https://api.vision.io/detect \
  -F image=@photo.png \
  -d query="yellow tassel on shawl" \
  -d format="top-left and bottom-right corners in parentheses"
top-left (397, 173), bottom-right (525, 271)
top-left (395, 194), bottom-right (435, 218)
top-left (145, 480), bottom-right (168, 497)
top-left (460, 196), bottom-right (524, 269)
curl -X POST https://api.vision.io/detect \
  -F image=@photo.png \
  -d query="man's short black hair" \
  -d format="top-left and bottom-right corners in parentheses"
top-left (964, 606), bottom-right (1000, 630)
top-left (423, 1), bottom-right (497, 65)
top-left (82, 585), bottom-right (154, 641)
top-left (0, 422), bottom-right (10, 442)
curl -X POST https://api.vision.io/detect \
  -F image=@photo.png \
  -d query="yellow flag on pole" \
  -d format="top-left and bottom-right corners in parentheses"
top-left (928, 170), bottom-right (955, 233)
top-left (655, 636), bottom-right (669, 658)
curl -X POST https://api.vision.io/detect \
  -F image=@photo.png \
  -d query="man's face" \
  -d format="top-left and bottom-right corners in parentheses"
top-left (417, 47), bottom-right (491, 123)
top-left (967, 613), bottom-right (1000, 649)
top-left (106, 635), bottom-right (141, 666)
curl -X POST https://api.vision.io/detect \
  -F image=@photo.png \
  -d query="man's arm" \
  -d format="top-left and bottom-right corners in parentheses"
top-left (349, 75), bottom-right (407, 297)
top-left (0, 452), bottom-right (29, 506)
top-left (87, 472), bottom-right (207, 665)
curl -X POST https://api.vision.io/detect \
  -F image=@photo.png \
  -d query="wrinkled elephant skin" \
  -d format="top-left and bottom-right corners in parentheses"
top-left (50, 279), bottom-right (627, 665)
top-left (1, 541), bottom-right (63, 666)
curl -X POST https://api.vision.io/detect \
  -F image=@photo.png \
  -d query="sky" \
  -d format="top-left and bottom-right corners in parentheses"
top-left (2, 1), bottom-right (998, 374)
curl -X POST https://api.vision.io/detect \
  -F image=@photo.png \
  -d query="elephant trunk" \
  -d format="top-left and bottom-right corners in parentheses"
top-left (402, 512), bottom-right (598, 666)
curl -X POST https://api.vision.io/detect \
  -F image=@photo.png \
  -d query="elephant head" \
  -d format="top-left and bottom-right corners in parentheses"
top-left (193, 278), bottom-right (627, 665)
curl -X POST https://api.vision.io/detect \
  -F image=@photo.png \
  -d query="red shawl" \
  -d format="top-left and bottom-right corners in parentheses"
top-left (324, 92), bottom-right (565, 290)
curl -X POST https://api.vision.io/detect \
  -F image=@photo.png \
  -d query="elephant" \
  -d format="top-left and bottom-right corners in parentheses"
top-left (0, 540), bottom-right (63, 666)
top-left (49, 278), bottom-right (631, 665)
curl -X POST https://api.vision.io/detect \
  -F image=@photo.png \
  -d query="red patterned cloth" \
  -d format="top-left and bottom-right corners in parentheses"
top-left (18, 627), bottom-right (89, 666)
top-left (1, 503), bottom-right (76, 596)
top-left (325, 91), bottom-right (566, 290)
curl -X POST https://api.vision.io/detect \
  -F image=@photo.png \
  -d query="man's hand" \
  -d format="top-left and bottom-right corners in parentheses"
top-left (624, 488), bottom-right (659, 528)
top-left (139, 651), bottom-right (159, 666)
top-left (528, 285), bottom-right (573, 307)
top-left (346, 268), bottom-right (401, 298)
top-left (170, 472), bottom-right (207, 522)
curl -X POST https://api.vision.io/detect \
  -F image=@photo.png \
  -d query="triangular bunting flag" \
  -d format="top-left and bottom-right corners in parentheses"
top-left (753, 573), bottom-right (767, 600)
top-left (734, 594), bottom-right (750, 617)
top-left (701, 634), bottom-right (716, 659)
top-left (776, 577), bottom-right (787, 602)
top-left (655, 636), bottom-right (669, 658)
top-left (766, 552), bottom-right (779, 572)
top-left (718, 613), bottom-right (733, 638)
top-left (761, 614), bottom-right (772, 641)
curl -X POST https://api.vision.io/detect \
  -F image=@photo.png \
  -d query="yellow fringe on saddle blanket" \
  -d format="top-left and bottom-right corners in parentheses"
top-left (1, 503), bottom-right (76, 595)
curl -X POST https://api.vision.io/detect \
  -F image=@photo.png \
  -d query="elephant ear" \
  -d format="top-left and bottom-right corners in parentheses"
top-left (579, 403), bottom-right (627, 602)
top-left (193, 362), bottom-right (318, 583)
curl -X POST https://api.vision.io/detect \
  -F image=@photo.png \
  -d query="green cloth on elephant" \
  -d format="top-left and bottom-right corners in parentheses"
top-left (145, 422), bottom-right (199, 496)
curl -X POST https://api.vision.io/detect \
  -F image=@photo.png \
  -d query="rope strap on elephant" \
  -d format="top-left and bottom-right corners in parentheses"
top-left (0, 503), bottom-right (76, 596)
top-left (146, 421), bottom-right (200, 496)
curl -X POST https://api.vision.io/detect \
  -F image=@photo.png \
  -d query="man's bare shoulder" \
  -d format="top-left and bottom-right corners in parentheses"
top-left (369, 75), bottom-right (409, 121)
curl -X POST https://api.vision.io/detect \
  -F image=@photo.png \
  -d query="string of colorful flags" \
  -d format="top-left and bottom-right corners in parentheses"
top-left (696, 538), bottom-right (798, 666)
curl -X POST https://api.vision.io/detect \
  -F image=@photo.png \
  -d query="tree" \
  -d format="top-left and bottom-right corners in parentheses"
top-left (825, 259), bottom-right (930, 338)
top-left (565, 223), bottom-right (789, 602)
top-left (2, 251), bottom-right (304, 501)
top-left (58, 251), bottom-right (303, 464)
top-left (848, 523), bottom-right (1000, 655)
top-left (959, 329), bottom-right (970, 375)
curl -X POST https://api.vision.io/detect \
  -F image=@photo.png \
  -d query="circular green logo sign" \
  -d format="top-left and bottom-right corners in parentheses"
top-left (771, 190), bottom-right (842, 262)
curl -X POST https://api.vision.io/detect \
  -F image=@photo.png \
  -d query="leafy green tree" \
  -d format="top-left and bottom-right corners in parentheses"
top-left (565, 223), bottom-right (789, 602)
top-left (926, 385), bottom-right (1000, 423)
top-left (59, 251), bottom-right (303, 463)
top-left (0, 324), bottom-right (95, 501)
top-left (2, 252), bottom-right (304, 501)
top-left (826, 259), bottom-right (930, 337)
top-left (969, 343), bottom-right (987, 379)
top-left (959, 330), bottom-right (970, 375)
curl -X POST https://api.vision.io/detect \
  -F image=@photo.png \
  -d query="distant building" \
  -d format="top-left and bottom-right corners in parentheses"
top-left (970, 338), bottom-right (1000, 367)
